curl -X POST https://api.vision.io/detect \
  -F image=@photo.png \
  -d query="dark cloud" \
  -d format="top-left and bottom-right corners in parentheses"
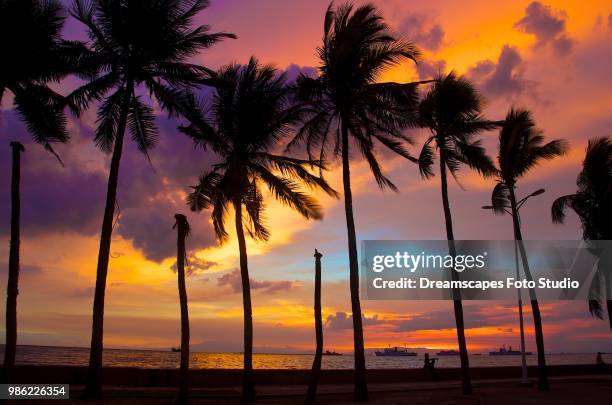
top-left (325, 311), bottom-right (383, 330)
top-left (217, 268), bottom-right (294, 294)
top-left (0, 112), bottom-right (107, 237)
top-left (467, 45), bottom-right (533, 100)
top-left (398, 14), bottom-right (444, 51)
top-left (514, 1), bottom-right (574, 56)
top-left (170, 253), bottom-right (217, 276)
top-left (0, 100), bottom-right (219, 263)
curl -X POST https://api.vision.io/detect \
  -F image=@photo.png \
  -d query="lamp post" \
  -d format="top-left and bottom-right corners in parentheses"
top-left (482, 188), bottom-right (545, 386)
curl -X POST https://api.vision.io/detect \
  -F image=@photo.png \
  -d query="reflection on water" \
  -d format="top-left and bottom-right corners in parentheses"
top-left (2, 345), bottom-right (608, 370)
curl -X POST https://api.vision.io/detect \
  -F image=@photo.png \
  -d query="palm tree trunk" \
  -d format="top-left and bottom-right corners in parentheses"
top-left (507, 187), bottom-right (549, 390)
top-left (438, 148), bottom-right (472, 395)
top-left (606, 271), bottom-right (612, 330)
top-left (234, 198), bottom-right (256, 403)
top-left (307, 249), bottom-right (324, 403)
top-left (85, 80), bottom-right (134, 398)
top-left (341, 122), bottom-right (368, 402)
top-left (2, 141), bottom-right (25, 383)
top-left (175, 216), bottom-right (190, 404)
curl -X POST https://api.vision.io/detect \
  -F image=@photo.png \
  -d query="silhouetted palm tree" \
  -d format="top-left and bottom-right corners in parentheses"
top-left (552, 137), bottom-right (612, 330)
top-left (183, 58), bottom-right (337, 403)
top-left (67, 0), bottom-right (235, 397)
top-left (1, 0), bottom-right (80, 381)
top-left (0, 0), bottom-right (79, 158)
top-left (173, 214), bottom-right (191, 404)
top-left (3, 141), bottom-right (24, 383)
top-left (307, 249), bottom-right (324, 403)
top-left (491, 108), bottom-right (567, 390)
top-left (417, 72), bottom-right (498, 395)
top-left (289, 3), bottom-right (421, 399)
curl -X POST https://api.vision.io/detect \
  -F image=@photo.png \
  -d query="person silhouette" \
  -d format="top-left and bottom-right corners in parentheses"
top-left (423, 353), bottom-right (438, 380)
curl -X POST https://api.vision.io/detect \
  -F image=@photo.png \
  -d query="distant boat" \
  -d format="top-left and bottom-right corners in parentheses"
top-left (322, 350), bottom-right (342, 356)
top-left (436, 349), bottom-right (460, 356)
top-left (489, 345), bottom-right (532, 356)
top-left (375, 346), bottom-right (417, 357)
top-left (171, 347), bottom-right (181, 352)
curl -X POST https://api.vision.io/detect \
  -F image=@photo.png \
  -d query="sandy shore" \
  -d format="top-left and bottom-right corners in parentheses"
top-left (9, 375), bottom-right (612, 404)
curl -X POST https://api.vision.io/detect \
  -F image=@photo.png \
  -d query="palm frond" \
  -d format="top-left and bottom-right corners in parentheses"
top-left (418, 139), bottom-right (435, 178)
top-left (94, 86), bottom-right (125, 153)
top-left (128, 95), bottom-right (159, 159)
top-left (491, 182), bottom-right (510, 215)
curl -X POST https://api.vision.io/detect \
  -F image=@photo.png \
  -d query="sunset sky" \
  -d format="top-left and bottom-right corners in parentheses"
top-left (1, 0), bottom-right (612, 354)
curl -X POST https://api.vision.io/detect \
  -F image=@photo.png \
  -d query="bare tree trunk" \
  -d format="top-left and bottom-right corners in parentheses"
top-left (439, 148), bottom-right (472, 395)
top-left (341, 123), bottom-right (368, 402)
top-left (174, 214), bottom-right (191, 404)
top-left (2, 141), bottom-right (25, 383)
top-left (307, 249), bottom-right (323, 403)
top-left (85, 80), bottom-right (134, 398)
top-left (508, 187), bottom-right (549, 391)
top-left (234, 199), bottom-right (256, 403)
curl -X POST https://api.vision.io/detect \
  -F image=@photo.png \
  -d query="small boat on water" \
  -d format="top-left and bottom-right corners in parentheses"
top-left (375, 346), bottom-right (417, 357)
top-left (436, 349), bottom-right (460, 356)
top-left (489, 345), bottom-right (532, 356)
top-left (322, 350), bottom-right (342, 356)
top-left (171, 347), bottom-right (181, 352)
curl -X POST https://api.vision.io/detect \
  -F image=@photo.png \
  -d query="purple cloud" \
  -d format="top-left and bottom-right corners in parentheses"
top-left (397, 14), bottom-right (445, 51)
top-left (416, 59), bottom-right (446, 81)
top-left (170, 253), bottom-right (218, 276)
top-left (217, 269), bottom-right (294, 294)
top-left (514, 1), bottom-right (574, 56)
top-left (325, 311), bottom-right (383, 330)
top-left (467, 45), bottom-right (533, 100)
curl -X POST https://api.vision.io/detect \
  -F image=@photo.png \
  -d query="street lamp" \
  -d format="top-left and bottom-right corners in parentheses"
top-left (482, 188), bottom-right (545, 386)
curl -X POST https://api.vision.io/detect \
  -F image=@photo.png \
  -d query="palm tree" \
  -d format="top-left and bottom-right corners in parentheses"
top-left (307, 249), bottom-right (324, 403)
top-left (183, 57), bottom-right (337, 403)
top-left (0, 0), bottom-right (77, 158)
top-left (1, 0), bottom-right (80, 381)
top-left (490, 108), bottom-right (567, 390)
top-left (288, 4), bottom-right (421, 399)
top-left (417, 72), bottom-right (498, 395)
top-left (3, 141), bottom-right (24, 383)
top-left (67, 0), bottom-right (235, 397)
top-left (552, 137), bottom-right (612, 329)
top-left (173, 213), bottom-right (191, 404)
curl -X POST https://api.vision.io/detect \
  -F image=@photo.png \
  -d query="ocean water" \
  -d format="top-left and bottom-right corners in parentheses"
top-left (3, 345), bottom-right (609, 370)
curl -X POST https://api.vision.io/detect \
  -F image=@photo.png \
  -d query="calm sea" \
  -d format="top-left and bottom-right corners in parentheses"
top-left (2, 345), bottom-right (608, 369)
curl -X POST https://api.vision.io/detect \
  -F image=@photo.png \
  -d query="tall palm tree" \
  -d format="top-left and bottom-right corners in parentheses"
top-left (183, 57), bottom-right (337, 403)
top-left (417, 72), bottom-right (498, 395)
top-left (67, 0), bottom-right (235, 397)
top-left (552, 137), bottom-right (612, 329)
top-left (288, 4), bottom-right (421, 399)
top-left (3, 141), bottom-right (24, 384)
top-left (1, 0), bottom-right (80, 381)
top-left (173, 213), bottom-right (191, 404)
top-left (307, 249), bottom-right (324, 403)
top-left (491, 108), bottom-right (567, 390)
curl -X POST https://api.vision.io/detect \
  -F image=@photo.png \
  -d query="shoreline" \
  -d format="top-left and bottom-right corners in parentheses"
top-left (9, 364), bottom-right (610, 387)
